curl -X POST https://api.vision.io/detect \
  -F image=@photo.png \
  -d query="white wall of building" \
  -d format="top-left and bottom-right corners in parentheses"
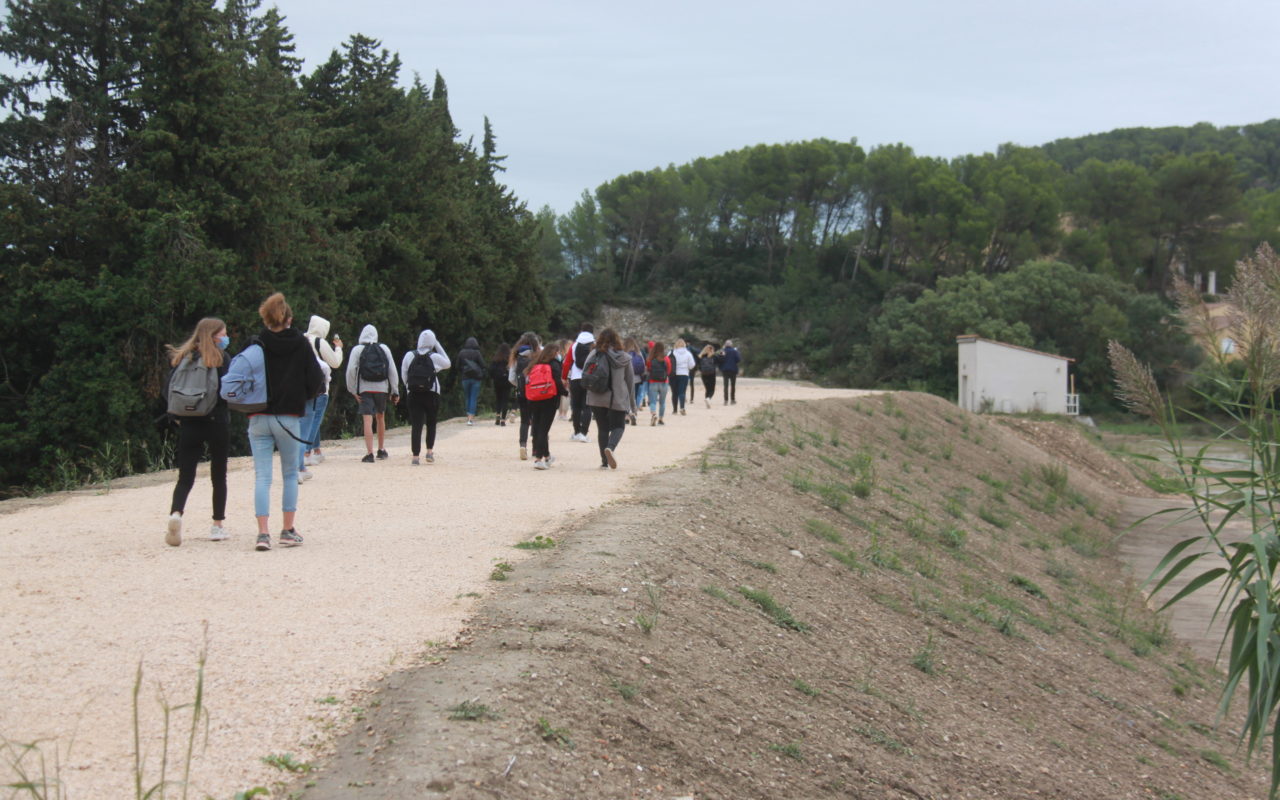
top-left (957, 338), bottom-right (1072, 414)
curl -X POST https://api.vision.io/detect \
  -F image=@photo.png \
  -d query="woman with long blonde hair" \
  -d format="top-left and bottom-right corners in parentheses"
top-left (164, 317), bottom-right (231, 547)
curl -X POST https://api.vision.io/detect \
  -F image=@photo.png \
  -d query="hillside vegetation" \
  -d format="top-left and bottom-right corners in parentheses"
top-left (300, 393), bottom-right (1265, 799)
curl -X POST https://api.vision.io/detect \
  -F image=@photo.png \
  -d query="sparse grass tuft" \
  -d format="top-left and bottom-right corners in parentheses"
top-left (792, 678), bottom-right (821, 696)
top-left (262, 752), bottom-right (314, 773)
top-left (737, 586), bottom-right (810, 632)
top-left (769, 741), bottom-right (804, 760)
top-left (513, 535), bottom-right (556, 550)
top-left (536, 718), bottom-right (574, 749)
top-left (805, 518), bottom-right (844, 544)
top-left (911, 634), bottom-right (938, 675)
top-left (1010, 575), bottom-right (1046, 599)
top-left (448, 699), bottom-right (499, 721)
top-left (490, 561), bottom-right (514, 580)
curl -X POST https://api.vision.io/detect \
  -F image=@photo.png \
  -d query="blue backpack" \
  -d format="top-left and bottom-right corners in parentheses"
top-left (630, 351), bottom-right (645, 381)
top-left (219, 338), bottom-right (268, 413)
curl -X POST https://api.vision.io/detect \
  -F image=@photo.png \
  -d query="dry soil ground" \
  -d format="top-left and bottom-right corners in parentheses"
top-left (1, 379), bottom-right (865, 798)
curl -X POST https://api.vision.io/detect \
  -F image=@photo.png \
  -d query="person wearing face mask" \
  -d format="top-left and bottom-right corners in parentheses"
top-left (164, 317), bottom-right (232, 546)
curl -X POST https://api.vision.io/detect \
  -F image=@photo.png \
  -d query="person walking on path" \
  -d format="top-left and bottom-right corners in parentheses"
top-left (508, 333), bottom-right (540, 460)
top-left (719, 339), bottom-right (741, 405)
top-left (489, 343), bottom-right (511, 426)
top-left (164, 317), bottom-right (231, 546)
top-left (670, 338), bottom-right (695, 416)
top-left (585, 328), bottom-right (636, 470)
top-left (646, 342), bottom-right (672, 426)
top-left (624, 337), bottom-right (646, 425)
top-left (696, 344), bottom-right (718, 408)
top-left (298, 316), bottom-right (343, 481)
top-left (242, 292), bottom-right (323, 551)
top-left (399, 329), bottom-right (451, 465)
top-left (568, 323), bottom-right (595, 441)
top-left (346, 325), bottom-right (399, 463)
top-left (524, 340), bottom-right (567, 469)
top-left (456, 336), bottom-right (486, 426)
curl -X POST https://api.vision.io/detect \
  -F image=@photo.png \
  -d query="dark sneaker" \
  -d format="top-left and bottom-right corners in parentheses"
top-left (255, 533), bottom-right (272, 551)
top-left (361, 453), bottom-right (375, 463)
top-left (279, 528), bottom-right (303, 547)
top-left (425, 453), bottom-right (435, 463)
top-left (376, 449), bottom-right (389, 460)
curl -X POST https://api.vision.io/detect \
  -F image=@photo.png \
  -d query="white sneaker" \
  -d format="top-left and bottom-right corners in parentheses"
top-left (209, 525), bottom-right (229, 542)
top-left (303, 453), bottom-right (315, 466)
top-left (165, 512), bottom-right (182, 547)
top-left (298, 469), bottom-right (313, 484)
top-left (534, 460), bottom-right (548, 470)
top-left (312, 452), bottom-right (326, 464)
top-left (546, 455), bottom-right (556, 467)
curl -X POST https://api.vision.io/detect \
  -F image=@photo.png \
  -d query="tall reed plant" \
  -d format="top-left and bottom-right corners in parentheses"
top-left (1109, 243), bottom-right (1280, 797)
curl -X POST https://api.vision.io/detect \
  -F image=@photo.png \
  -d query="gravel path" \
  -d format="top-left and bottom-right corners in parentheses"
top-left (1, 379), bottom-right (866, 798)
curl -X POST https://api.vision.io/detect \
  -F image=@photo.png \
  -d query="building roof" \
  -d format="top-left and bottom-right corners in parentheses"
top-left (955, 335), bottom-right (1075, 363)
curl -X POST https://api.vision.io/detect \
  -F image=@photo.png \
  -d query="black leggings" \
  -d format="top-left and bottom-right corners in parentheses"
top-left (591, 406), bottom-right (627, 464)
top-left (529, 398), bottom-right (559, 459)
top-left (170, 416), bottom-right (229, 520)
top-left (517, 395), bottom-right (532, 446)
top-left (722, 372), bottom-right (737, 403)
top-left (569, 379), bottom-right (590, 436)
top-left (701, 373), bottom-right (716, 399)
top-left (407, 390), bottom-right (440, 455)
top-left (493, 379), bottom-right (511, 420)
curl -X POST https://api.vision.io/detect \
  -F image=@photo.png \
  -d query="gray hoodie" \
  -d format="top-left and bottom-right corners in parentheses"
top-left (585, 348), bottom-right (637, 413)
top-left (345, 324), bottom-right (399, 396)
top-left (399, 329), bottom-right (452, 395)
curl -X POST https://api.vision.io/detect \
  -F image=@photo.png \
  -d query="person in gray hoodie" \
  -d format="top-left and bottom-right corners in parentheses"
top-left (584, 328), bottom-right (637, 470)
top-left (346, 324), bottom-right (399, 462)
top-left (456, 336), bottom-right (486, 425)
top-left (399, 329), bottom-right (451, 465)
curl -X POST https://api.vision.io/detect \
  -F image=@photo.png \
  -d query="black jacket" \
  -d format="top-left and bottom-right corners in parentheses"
top-left (258, 326), bottom-right (323, 416)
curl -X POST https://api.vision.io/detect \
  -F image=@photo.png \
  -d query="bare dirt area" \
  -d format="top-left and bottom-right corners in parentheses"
top-left (0, 379), bottom-right (863, 798)
top-left (296, 394), bottom-right (1268, 799)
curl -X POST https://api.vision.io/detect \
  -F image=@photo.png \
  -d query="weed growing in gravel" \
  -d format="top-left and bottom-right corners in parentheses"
top-left (805, 518), bottom-right (844, 544)
top-left (746, 560), bottom-right (777, 574)
top-left (1010, 575), bottom-right (1047, 598)
top-left (1200, 749), bottom-right (1232, 773)
top-left (634, 584), bottom-right (663, 634)
top-left (702, 585), bottom-right (741, 607)
top-left (610, 680), bottom-right (639, 701)
top-left (939, 526), bottom-right (967, 550)
top-left (737, 586), bottom-right (810, 632)
top-left (1044, 557), bottom-right (1078, 584)
top-left (513, 535), bottom-right (556, 550)
top-left (866, 533), bottom-right (903, 572)
top-left (769, 742), bottom-right (803, 760)
top-left (490, 562), bottom-right (514, 580)
top-left (536, 718), bottom-right (573, 749)
top-left (977, 506), bottom-right (1010, 529)
top-left (911, 634), bottom-right (938, 675)
top-left (1038, 463), bottom-right (1069, 493)
top-left (853, 724), bottom-right (912, 755)
top-left (792, 679), bottom-right (821, 696)
top-left (817, 483), bottom-right (850, 510)
top-left (827, 547), bottom-right (866, 575)
top-left (315, 696), bottom-right (339, 705)
top-left (262, 753), bottom-right (314, 773)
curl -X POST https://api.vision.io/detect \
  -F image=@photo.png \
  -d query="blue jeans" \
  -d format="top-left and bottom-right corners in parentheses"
top-left (634, 381), bottom-right (646, 410)
top-left (248, 415), bottom-right (302, 518)
top-left (647, 382), bottom-right (669, 419)
top-left (462, 378), bottom-right (482, 416)
top-left (297, 393), bottom-right (330, 470)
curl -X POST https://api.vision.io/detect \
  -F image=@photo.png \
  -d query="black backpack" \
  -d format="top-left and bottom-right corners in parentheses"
top-left (698, 355), bottom-right (716, 376)
top-left (358, 342), bottom-right (389, 384)
top-left (573, 340), bottom-right (592, 370)
top-left (648, 356), bottom-right (669, 382)
top-left (405, 351), bottom-right (437, 393)
top-left (581, 350), bottom-right (612, 394)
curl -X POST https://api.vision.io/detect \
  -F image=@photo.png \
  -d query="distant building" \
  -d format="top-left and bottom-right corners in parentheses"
top-left (956, 335), bottom-right (1078, 415)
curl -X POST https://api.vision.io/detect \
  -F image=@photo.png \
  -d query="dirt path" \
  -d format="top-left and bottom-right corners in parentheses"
top-left (1116, 496), bottom-right (1240, 665)
top-left (0, 379), bottom-right (869, 798)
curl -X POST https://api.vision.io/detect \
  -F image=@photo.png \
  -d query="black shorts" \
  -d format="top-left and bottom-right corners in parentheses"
top-left (358, 392), bottom-right (389, 415)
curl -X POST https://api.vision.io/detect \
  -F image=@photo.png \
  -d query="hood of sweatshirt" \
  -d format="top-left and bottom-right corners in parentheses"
top-left (417, 329), bottom-right (439, 353)
top-left (463, 336), bottom-right (480, 350)
top-left (576, 331), bottom-right (596, 346)
top-left (604, 348), bottom-right (632, 367)
top-left (258, 325), bottom-right (308, 357)
top-left (306, 315), bottom-right (331, 338)
top-left (359, 324), bottom-right (378, 345)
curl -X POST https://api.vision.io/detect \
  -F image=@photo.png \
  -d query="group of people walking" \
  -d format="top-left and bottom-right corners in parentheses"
top-left (163, 297), bottom-right (742, 550)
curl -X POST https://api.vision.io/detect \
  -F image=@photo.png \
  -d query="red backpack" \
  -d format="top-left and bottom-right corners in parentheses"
top-left (524, 362), bottom-right (557, 401)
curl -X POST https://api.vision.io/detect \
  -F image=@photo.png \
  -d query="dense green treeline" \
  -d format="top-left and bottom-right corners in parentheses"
top-left (546, 123), bottom-right (1280, 406)
top-left (0, 0), bottom-right (547, 494)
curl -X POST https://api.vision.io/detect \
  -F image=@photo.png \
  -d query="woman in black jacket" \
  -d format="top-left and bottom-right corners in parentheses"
top-left (247, 292), bottom-right (323, 551)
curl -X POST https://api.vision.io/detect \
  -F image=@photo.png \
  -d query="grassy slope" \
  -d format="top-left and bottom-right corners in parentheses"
top-left (300, 393), bottom-right (1267, 799)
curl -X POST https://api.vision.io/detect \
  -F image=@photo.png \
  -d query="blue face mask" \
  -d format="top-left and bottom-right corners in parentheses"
top-left (216, 335), bottom-right (230, 351)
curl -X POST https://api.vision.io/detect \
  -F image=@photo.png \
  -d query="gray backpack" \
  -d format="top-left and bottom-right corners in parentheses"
top-left (167, 354), bottom-right (220, 417)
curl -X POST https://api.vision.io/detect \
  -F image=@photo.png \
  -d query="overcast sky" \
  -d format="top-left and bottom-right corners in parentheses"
top-left (267, 0), bottom-right (1277, 217)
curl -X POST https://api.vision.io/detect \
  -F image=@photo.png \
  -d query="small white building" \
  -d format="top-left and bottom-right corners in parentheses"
top-left (956, 335), bottom-right (1079, 415)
